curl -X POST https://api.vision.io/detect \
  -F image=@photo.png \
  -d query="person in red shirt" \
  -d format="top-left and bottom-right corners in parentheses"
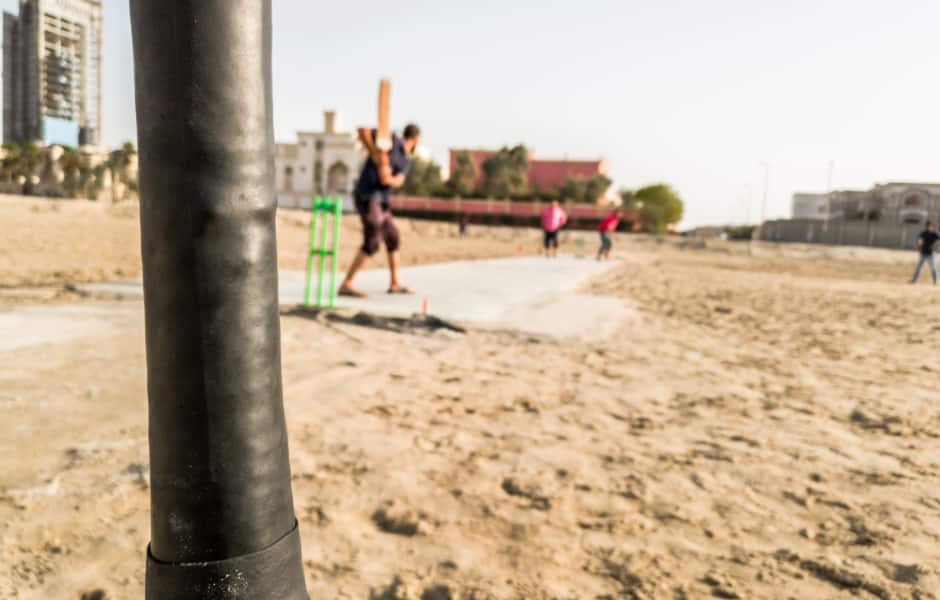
top-left (597, 210), bottom-right (621, 260)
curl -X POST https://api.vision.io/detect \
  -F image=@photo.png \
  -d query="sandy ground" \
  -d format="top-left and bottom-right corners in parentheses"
top-left (2, 195), bottom-right (940, 599)
top-left (0, 195), bottom-right (528, 303)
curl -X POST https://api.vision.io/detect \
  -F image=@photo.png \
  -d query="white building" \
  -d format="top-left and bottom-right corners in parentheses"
top-left (873, 182), bottom-right (940, 224)
top-left (792, 192), bottom-right (841, 220)
top-left (793, 184), bottom-right (940, 224)
top-left (275, 111), bottom-right (365, 210)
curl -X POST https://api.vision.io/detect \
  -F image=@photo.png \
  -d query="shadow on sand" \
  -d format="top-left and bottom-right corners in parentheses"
top-left (282, 305), bottom-right (467, 336)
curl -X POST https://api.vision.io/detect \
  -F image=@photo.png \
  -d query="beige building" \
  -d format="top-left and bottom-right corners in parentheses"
top-left (275, 111), bottom-right (365, 210)
top-left (792, 183), bottom-right (940, 225)
top-left (792, 192), bottom-right (840, 221)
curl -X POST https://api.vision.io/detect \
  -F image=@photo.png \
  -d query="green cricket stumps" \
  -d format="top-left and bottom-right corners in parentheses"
top-left (330, 199), bottom-right (342, 307)
top-left (304, 196), bottom-right (343, 307)
top-left (303, 197), bottom-right (320, 306)
top-left (317, 199), bottom-right (328, 306)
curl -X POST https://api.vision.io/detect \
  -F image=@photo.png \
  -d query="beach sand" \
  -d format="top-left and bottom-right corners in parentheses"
top-left (0, 195), bottom-right (527, 301)
top-left (1, 195), bottom-right (938, 598)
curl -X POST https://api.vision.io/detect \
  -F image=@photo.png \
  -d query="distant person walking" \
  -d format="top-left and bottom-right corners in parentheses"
top-left (541, 200), bottom-right (568, 257)
top-left (458, 214), bottom-right (468, 238)
top-left (597, 209), bottom-right (621, 260)
top-left (911, 221), bottom-right (939, 284)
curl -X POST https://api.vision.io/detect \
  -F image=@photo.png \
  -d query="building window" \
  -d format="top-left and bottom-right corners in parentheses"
top-left (283, 166), bottom-right (294, 192)
top-left (315, 140), bottom-right (324, 151)
top-left (327, 162), bottom-right (349, 194)
top-left (301, 141), bottom-right (307, 147)
top-left (301, 166), bottom-right (306, 173)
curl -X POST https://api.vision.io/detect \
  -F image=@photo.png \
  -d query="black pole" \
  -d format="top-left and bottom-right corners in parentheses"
top-left (130, 2), bottom-right (308, 598)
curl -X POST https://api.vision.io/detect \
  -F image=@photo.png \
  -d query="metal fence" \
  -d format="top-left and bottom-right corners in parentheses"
top-left (388, 195), bottom-right (634, 230)
top-left (756, 219), bottom-right (924, 250)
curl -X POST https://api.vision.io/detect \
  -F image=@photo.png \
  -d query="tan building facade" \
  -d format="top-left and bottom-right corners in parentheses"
top-left (275, 111), bottom-right (365, 210)
top-left (792, 192), bottom-right (840, 221)
top-left (792, 183), bottom-right (940, 225)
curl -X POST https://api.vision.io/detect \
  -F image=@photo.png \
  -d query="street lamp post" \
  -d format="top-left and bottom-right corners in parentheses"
top-left (745, 184), bottom-right (752, 225)
top-left (759, 161), bottom-right (770, 224)
top-left (130, 2), bottom-right (309, 598)
top-left (826, 160), bottom-right (835, 229)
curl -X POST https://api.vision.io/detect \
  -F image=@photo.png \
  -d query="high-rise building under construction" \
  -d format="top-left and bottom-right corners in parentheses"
top-left (3, 0), bottom-right (102, 146)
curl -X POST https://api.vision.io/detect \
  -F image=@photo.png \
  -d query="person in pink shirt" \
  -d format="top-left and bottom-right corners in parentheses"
top-left (541, 200), bottom-right (568, 258)
top-left (597, 209), bottom-right (622, 260)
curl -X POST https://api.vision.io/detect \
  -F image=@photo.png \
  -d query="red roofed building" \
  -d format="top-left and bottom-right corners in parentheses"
top-left (449, 149), bottom-right (610, 197)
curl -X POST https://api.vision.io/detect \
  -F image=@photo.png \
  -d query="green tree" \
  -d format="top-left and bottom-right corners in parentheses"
top-left (401, 157), bottom-right (444, 196)
top-left (635, 184), bottom-right (684, 233)
top-left (558, 176), bottom-right (584, 203)
top-left (445, 150), bottom-right (478, 197)
top-left (530, 184), bottom-right (558, 202)
top-left (106, 142), bottom-right (136, 172)
top-left (723, 225), bottom-right (756, 240)
top-left (619, 188), bottom-right (636, 209)
top-left (19, 143), bottom-right (42, 177)
top-left (481, 144), bottom-right (528, 198)
top-left (118, 141), bottom-right (137, 175)
top-left (120, 141), bottom-right (139, 192)
top-left (59, 146), bottom-right (85, 197)
top-left (584, 174), bottom-right (612, 204)
top-left (1, 143), bottom-right (20, 181)
top-left (559, 174), bottom-right (612, 204)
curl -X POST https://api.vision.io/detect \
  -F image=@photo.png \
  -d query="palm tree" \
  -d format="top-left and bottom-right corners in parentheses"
top-left (60, 146), bottom-right (84, 197)
top-left (1, 143), bottom-right (20, 182)
top-left (20, 144), bottom-right (42, 177)
top-left (120, 141), bottom-right (137, 164)
top-left (116, 141), bottom-right (138, 194)
top-left (106, 141), bottom-right (136, 184)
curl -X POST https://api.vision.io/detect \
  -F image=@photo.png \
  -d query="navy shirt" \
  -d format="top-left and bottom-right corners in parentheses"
top-left (918, 230), bottom-right (939, 255)
top-left (354, 132), bottom-right (411, 203)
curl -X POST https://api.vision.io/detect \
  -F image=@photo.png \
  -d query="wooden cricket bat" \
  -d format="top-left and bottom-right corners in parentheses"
top-left (375, 78), bottom-right (392, 152)
top-left (357, 78), bottom-right (395, 184)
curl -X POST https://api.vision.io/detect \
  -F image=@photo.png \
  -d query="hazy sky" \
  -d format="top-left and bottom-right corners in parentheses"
top-left (4, 0), bottom-right (940, 227)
